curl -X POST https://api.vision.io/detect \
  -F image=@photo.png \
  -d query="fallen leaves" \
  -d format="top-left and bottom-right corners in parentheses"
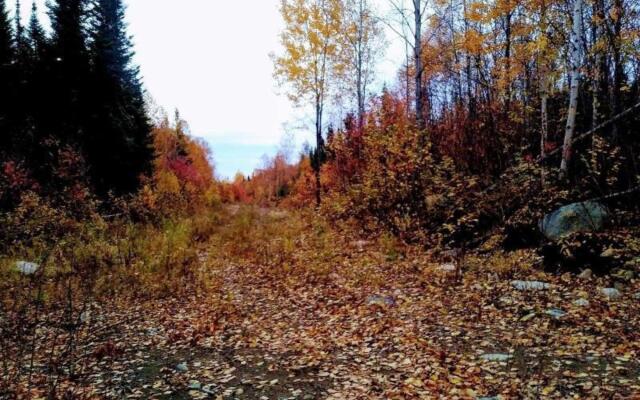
top-left (2, 210), bottom-right (640, 399)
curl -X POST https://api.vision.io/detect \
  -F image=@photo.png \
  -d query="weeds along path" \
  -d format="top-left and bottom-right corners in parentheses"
top-left (6, 206), bottom-right (640, 399)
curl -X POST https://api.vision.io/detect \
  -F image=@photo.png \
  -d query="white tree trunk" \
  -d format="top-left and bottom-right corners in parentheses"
top-left (413, 0), bottom-right (425, 131)
top-left (559, 0), bottom-right (584, 179)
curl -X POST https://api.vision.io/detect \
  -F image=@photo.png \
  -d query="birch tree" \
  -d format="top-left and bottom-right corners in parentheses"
top-left (273, 0), bottom-right (344, 205)
top-left (341, 0), bottom-right (384, 129)
top-left (559, 0), bottom-right (584, 179)
top-left (386, 0), bottom-right (432, 131)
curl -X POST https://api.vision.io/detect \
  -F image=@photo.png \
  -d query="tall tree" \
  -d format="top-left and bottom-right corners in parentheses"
top-left (47, 0), bottom-right (91, 145)
top-left (88, 0), bottom-right (152, 194)
top-left (386, 0), bottom-right (431, 132)
top-left (559, 0), bottom-right (585, 179)
top-left (273, 0), bottom-right (344, 206)
top-left (27, 1), bottom-right (46, 58)
top-left (342, 0), bottom-right (384, 129)
top-left (0, 0), bottom-right (13, 153)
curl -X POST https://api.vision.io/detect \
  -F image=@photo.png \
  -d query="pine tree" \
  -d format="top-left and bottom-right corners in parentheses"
top-left (0, 0), bottom-right (11, 70)
top-left (0, 0), bottom-right (14, 154)
top-left (11, 0), bottom-right (35, 153)
top-left (15, 1), bottom-right (48, 160)
top-left (87, 0), bottom-right (152, 194)
top-left (27, 1), bottom-right (46, 58)
top-left (47, 0), bottom-right (91, 144)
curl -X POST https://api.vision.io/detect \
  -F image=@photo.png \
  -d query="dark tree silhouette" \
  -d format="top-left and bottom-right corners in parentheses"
top-left (87, 0), bottom-right (152, 194)
top-left (0, 0), bottom-right (14, 154)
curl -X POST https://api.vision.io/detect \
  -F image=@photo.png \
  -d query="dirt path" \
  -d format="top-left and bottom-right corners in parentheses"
top-left (51, 208), bottom-right (640, 399)
top-left (84, 252), bottom-right (640, 399)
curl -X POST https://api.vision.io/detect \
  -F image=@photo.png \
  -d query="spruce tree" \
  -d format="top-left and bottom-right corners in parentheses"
top-left (11, 0), bottom-right (34, 153)
top-left (27, 1), bottom-right (46, 58)
top-left (88, 0), bottom-right (152, 194)
top-left (0, 0), bottom-right (11, 74)
top-left (16, 1), bottom-right (48, 161)
top-left (0, 0), bottom-right (13, 154)
top-left (47, 0), bottom-right (90, 145)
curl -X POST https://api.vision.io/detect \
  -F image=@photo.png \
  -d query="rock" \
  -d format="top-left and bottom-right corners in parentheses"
top-left (601, 288), bottom-right (621, 300)
top-left (201, 385), bottom-right (217, 395)
top-left (366, 294), bottom-right (395, 307)
top-left (146, 328), bottom-right (159, 336)
top-left (80, 311), bottom-right (90, 323)
top-left (539, 201), bottom-right (609, 241)
top-left (574, 298), bottom-right (590, 307)
top-left (439, 262), bottom-right (456, 272)
top-left (481, 353), bottom-right (513, 362)
top-left (578, 269), bottom-right (593, 279)
top-left (511, 280), bottom-right (550, 291)
top-left (545, 308), bottom-right (566, 319)
top-left (176, 362), bottom-right (188, 372)
top-left (15, 261), bottom-right (40, 275)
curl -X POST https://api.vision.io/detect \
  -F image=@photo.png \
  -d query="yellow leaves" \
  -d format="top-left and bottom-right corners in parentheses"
top-left (466, 2), bottom-right (488, 23)
top-left (404, 376), bottom-right (424, 387)
top-left (609, 6), bottom-right (621, 22)
top-left (542, 384), bottom-right (556, 395)
top-left (273, 0), bottom-right (345, 104)
top-left (156, 170), bottom-right (181, 196)
top-left (462, 29), bottom-right (484, 54)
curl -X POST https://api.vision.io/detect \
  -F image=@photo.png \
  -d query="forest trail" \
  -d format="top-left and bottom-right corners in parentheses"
top-left (74, 207), bottom-right (640, 399)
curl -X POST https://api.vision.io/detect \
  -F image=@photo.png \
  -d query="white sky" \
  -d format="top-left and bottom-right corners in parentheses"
top-left (15, 0), bottom-right (406, 178)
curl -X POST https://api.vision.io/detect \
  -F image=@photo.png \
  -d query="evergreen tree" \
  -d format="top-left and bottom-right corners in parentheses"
top-left (13, 0), bottom-right (23, 50)
top-left (15, 1), bottom-right (48, 161)
top-left (87, 0), bottom-right (152, 194)
top-left (27, 1), bottom-right (46, 58)
top-left (46, 0), bottom-right (90, 145)
top-left (0, 0), bottom-right (13, 154)
top-left (11, 0), bottom-right (35, 154)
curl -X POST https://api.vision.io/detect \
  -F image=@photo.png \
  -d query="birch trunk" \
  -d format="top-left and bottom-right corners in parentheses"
top-left (413, 0), bottom-right (425, 131)
top-left (559, 0), bottom-right (584, 179)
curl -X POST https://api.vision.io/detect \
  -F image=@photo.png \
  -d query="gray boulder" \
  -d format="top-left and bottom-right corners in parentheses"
top-left (512, 280), bottom-right (550, 291)
top-left (15, 261), bottom-right (40, 275)
top-left (540, 201), bottom-right (609, 241)
top-left (601, 288), bottom-right (622, 300)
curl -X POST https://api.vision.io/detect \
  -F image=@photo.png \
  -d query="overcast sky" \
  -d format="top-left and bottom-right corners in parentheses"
top-left (16, 0), bottom-right (404, 179)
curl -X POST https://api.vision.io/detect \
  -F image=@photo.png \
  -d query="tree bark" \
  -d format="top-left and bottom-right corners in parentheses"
top-left (413, 0), bottom-right (425, 132)
top-left (610, 0), bottom-right (623, 141)
top-left (315, 94), bottom-right (323, 207)
top-left (559, 0), bottom-right (584, 179)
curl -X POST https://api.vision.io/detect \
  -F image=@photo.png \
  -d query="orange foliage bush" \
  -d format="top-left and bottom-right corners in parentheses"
top-left (137, 121), bottom-right (219, 217)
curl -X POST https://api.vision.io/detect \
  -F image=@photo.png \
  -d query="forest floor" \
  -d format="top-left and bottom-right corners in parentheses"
top-left (17, 207), bottom-right (640, 399)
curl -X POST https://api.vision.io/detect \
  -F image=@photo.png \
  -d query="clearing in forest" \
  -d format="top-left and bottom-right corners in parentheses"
top-left (7, 207), bottom-right (639, 399)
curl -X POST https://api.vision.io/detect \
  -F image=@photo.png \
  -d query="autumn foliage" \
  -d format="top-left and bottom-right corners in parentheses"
top-left (139, 119), bottom-right (219, 216)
